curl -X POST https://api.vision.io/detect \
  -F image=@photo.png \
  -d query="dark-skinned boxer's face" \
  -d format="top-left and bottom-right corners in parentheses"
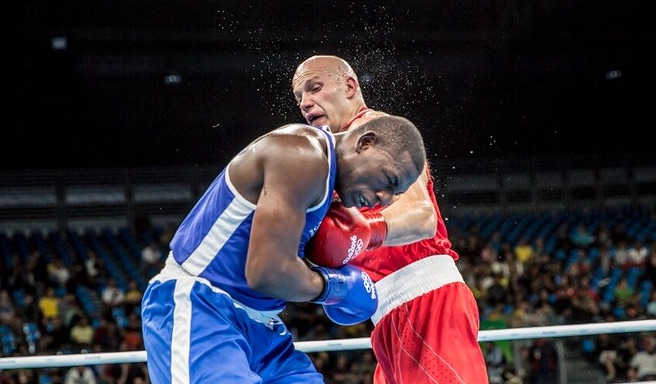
top-left (334, 135), bottom-right (417, 209)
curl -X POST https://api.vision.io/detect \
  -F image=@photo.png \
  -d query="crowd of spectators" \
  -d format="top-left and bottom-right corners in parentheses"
top-left (1, 206), bottom-right (655, 384)
top-left (0, 234), bottom-right (155, 384)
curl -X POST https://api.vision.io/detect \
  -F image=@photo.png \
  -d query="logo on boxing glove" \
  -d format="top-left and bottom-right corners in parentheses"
top-left (360, 270), bottom-right (376, 300)
top-left (342, 234), bottom-right (366, 265)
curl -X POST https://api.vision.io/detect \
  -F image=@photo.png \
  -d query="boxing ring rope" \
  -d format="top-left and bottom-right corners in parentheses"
top-left (1, 320), bottom-right (654, 370)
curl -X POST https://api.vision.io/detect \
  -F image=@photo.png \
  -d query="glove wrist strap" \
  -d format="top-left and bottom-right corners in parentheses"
top-left (310, 266), bottom-right (347, 305)
top-left (363, 211), bottom-right (387, 250)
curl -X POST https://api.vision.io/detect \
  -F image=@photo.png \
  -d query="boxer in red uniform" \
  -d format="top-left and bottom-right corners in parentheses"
top-left (294, 55), bottom-right (489, 383)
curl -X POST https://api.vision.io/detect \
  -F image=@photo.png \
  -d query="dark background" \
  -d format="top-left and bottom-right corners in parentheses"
top-left (7, 0), bottom-right (654, 170)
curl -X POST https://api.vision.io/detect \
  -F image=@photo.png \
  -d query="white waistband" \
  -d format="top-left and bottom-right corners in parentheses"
top-left (152, 253), bottom-right (282, 326)
top-left (371, 255), bottom-right (464, 325)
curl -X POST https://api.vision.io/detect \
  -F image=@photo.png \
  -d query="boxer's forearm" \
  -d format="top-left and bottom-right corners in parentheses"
top-left (380, 166), bottom-right (437, 246)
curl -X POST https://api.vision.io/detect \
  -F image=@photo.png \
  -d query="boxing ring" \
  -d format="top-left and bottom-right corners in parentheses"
top-left (1, 319), bottom-right (654, 369)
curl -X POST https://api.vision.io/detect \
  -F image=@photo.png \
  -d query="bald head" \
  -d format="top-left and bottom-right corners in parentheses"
top-left (292, 55), bottom-right (367, 131)
top-left (293, 55), bottom-right (359, 85)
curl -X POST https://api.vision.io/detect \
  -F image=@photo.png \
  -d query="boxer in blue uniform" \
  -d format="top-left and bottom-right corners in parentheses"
top-left (141, 116), bottom-right (427, 383)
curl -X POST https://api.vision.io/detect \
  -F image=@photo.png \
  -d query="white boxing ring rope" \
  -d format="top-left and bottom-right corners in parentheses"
top-left (1, 320), bottom-right (655, 370)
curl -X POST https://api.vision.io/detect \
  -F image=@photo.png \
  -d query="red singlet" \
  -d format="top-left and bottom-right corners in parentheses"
top-left (345, 112), bottom-right (489, 384)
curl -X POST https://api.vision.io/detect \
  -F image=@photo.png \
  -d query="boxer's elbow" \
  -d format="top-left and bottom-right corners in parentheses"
top-left (397, 200), bottom-right (437, 240)
top-left (245, 258), bottom-right (276, 293)
top-left (246, 259), bottom-right (313, 301)
top-left (414, 200), bottom-right (438, 239)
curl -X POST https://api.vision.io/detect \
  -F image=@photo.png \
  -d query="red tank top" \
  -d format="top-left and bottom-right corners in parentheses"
top-left (343, 108), bottom-right (460, 282)
top-left (339, 107), bottom-right (370, 132)
top-left (351, 165), bottom-right (459, 282)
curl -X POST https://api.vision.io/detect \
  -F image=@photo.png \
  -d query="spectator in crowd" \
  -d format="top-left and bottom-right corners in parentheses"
top-left (459, 227), bottom-right (485, 261)
top-left (357, 350), bottom-right (376, 382)
top-left (646, 290), bottom-right (656, 318)
top-left (38, 368), bottom-right (65, 384)
top-left (69, 315), bottom-right (94, 350)
top-left (92, 317), bottom-right (122, 352)
top-left (2, 369), bottom-right (38, 384)
top-left (569, 287), bottom-right (600, 325)
top-left (84, 249), bottom-right (107, 289)
top-left (613, 241), bottom-right (631, 270)
top-left (488, 231), bottom-right (504, 253)
top-left (122, 313), bottom-right (143, 352)
top-left (18, 292), bottom-right (41, 324)
top-left (480, 241), bottom-right (499, 263)
top-left (1, 317), bottom-right (28, 356)
top-left (59, 293), bottom-right (84, 329)
top-left (623, 302), bottom-right (646, 321)
top-left (140, 238), bottom-right (163, 275)
top-left (47, 255), bottom-right (72, 293)
top-left (38, 286), bottom-right (61, 321)
top-left (641, 245), bottom-right (656, 288)
top-left (553, 223), bottom-right (574, 257)
top-left (514, 235), bottom-right (536, 265)
top-left (102, 340), bottom-right (149, 384)
top-left (0, 290), bottom-right (16, 324)
top-left (532, 237), bottom-right (546, 258)
top-left (594, 222), bottom-right (613, 248)
top-left (484, 341), bottom-right (508, 383)
top-left (628, 336), bottom-right (656, 381)
top-left (577, 276), bottom-right (600, 303)
top-left (596, 333), bottom-right (622, 381)
top-left (594, 244), bottom-right (614, 276)
top-left (487, 273), bottom-right (510, 308)
top-left (528, 338), bottom-right (559, 384)
top-left (39, 315), bottom-right (68, 353)
top-left (0, 369), bottom-right (12, 383)
top-left (491, 244), bottom-right (525, 282)
top-left (124, 279), bottom-right (143, 315)
top-left (157, 221), bottom-right (177, 246)
top-left (329, 353), bottom-right (355, 384)
top-left (627, 240), bottom-right (649, 267)
top-left (4, 255), bottom-right (27, 294)
top-left (613, 278), bottom-right (634, 307)
top-left (614, 336), bottom-right (639, 381)
top-left (101, 278), bottom-right (125, 308)
top-left (566, 248), bottom-right (592, 276)
top-left (570, 223), bottom-right (596, 248)
top-left (27, 250), bottom-right (50, 294)
top-left (64, 365), bottom-right (97, 384)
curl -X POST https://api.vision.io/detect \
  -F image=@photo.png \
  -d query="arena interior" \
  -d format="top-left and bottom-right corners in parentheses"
top-left (5, 1), bottom-right (655, 383)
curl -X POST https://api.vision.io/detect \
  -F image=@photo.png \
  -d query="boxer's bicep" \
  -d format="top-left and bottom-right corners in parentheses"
top-left (245, 137), bottom-right (328, 300)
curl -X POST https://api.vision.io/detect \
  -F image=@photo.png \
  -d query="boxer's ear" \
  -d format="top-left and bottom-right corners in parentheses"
top-left (355, 131), bottom-right (377, 153)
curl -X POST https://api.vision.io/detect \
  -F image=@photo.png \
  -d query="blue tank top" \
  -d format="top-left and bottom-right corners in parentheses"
top-left (169, 128), bottom-right (336, 311)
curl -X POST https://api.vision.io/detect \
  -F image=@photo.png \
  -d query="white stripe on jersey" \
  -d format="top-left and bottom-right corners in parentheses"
top-left (181, 194), bottom-right (254, 276)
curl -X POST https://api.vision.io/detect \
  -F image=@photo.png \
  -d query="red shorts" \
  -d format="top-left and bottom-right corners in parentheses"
top-left (370, 256), bottom-right (488, 384)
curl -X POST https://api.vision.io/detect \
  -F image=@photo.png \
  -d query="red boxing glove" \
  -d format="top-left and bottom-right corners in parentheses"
top-left (306, 202), bottom-right (388, 268)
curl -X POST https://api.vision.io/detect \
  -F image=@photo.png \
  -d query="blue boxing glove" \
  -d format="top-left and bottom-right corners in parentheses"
top-left (310, 264), bottom-right (378, 326)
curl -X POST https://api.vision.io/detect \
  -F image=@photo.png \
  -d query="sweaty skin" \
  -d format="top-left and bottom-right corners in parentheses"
top-left (292, 55), bottom-right (489, 384)
top-left (141, 115), bottom-right (427, 383)
top-left (292, 55), bottom-right (437, 246)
